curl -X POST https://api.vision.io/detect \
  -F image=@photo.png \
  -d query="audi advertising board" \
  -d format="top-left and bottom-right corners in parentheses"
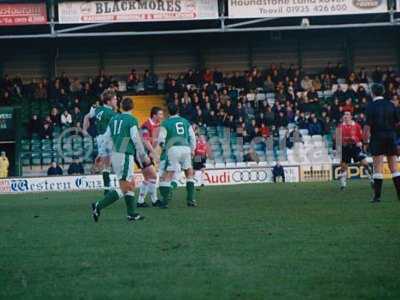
top-left (0, 166), bottom-right (300, 194)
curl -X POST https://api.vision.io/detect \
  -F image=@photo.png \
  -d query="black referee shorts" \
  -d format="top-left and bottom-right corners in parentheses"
top-left (134, 151), bottom-right (154, 170)
top-left (341, 144), bottom-right (366, 164)
top-left (369, 136), bottom-right (398, 156)
top-left (193, 156), bottom-right (206, 171)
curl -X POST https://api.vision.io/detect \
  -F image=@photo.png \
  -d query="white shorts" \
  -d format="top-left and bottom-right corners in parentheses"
top-left (96, 134), bottom-right (112, 157)
top-left (158, 159), bottom-right (182, 182)
top-left (111, 152), bottom-right (134, 181)
top-left (166, 146), bottom-right (192, 172)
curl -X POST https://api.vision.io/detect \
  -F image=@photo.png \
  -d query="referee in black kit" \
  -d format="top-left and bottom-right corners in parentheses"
top-left (366, 84), bottom-right (400, 203)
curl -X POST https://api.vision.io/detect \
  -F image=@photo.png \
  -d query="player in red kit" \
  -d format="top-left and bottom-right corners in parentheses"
top-left (137, 107), bottom-right (164, 207)
top-left (193, 135), bottom-right (210, 190)
top-left (336, 111), bottom-right (372, 190)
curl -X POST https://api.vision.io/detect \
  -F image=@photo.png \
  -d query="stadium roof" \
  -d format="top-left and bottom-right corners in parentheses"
top-left (0, 0), bottom-right (399, 39)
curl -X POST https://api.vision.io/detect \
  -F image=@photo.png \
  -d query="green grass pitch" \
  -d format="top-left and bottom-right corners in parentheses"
top-left (1, 181), bottom-right (400, 300)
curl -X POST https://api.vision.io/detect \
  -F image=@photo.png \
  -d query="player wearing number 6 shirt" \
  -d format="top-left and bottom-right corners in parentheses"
top-left (91, 97), bottom-right (149, 222)
top-left (158, 103), bottom-right (197, 208)
top-left (336, 111), bottom-right (373, 190)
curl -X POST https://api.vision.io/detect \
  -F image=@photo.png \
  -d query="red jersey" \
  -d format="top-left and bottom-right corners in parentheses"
top-left (338, 121), bottom-right (363, 145)
top-left (195, 140), bottom-right (208, 157)
top-left (141, 118), bottom-right (160, 145)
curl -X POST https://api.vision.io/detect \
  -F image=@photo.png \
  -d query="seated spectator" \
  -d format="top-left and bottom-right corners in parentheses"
top-left (272, 162), bottom-right (285, 183)
top-left (61, 110), bottom-right (73, 128)
top-left (143, 70), bottom-right (158, 92)
top-left (50, 108), bottom-right (61, 127)
top-left (341, 99), bottom-right (354, 114)
top-left (33, 81), bottom-right (47, 100)
top-left (40, 122), bottom-right (53, 139)
top-left (260, 123), bottom-right (270, 139)
top-left (29, 114), bottom-right (41, 137)
top-left (72, 106), bottom-right (83, 125)
top-left (68, 158), bottom-right (84, 175)
top-left (47, 161), bottom-right (63, 176)
top-left (70, 78), bottom-right (82, 95)
top-left (301, 75), bottom-right (313, 91)
top-left (59, 88), bottom-right (70, 109)
top-left (286, 127), bottom-right (303, 149)
top-left (308, 116), bottom-right (323, 136)
top-left (0, 91), bottom-right (11, 106)
top-left (127, 69), bottom-right (138, 91)
top-left (60, 72), bottom-right (71, 91)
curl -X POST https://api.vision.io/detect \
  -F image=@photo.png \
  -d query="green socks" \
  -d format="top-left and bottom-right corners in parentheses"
top-left (124, 194), bottom-right (136, 216)
top-left (103, 171), bottom-right (111, 194)
top-left (186, 181), bottom-right (195, 203)
top-left (159, 185), bottom-right (171, 205)
top-left (97, 190), bottom-right (120, 210)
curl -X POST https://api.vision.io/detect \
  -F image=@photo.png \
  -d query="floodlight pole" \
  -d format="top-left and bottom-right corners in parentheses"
top-left (49, 0), bottom-right (55, 36)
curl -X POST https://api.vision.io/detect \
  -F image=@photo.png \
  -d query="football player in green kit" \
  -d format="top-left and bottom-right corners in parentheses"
top-left (91, 97), bottom-right (150, 222)
top-left (158, 103), bottom-right (197, 208)
top-left (83, 89), bottom-right (117, 195)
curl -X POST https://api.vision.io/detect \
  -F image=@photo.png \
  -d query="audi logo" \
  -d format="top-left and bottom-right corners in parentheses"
top-left (232, 170), bottom-right (269, 182)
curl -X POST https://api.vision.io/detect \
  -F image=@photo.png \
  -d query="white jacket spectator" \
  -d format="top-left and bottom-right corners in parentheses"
top-left (61, 110), bottom-right (72, 127)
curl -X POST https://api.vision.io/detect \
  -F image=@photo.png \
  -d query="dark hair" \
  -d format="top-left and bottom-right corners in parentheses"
top-left (121, 97), bottom-right (134, 112)
top-left (371, 83), bottom-right (385, 97)
top-left (101, 89), bottom-right (116, 104)
top-left (150, 106), bottom-right (162, 118)
top-left (167, 103), bottom-right (178, 115)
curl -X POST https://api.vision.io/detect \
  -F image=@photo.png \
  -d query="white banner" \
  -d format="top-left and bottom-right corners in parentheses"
top-left (58, 0), bottom-right (219, 24)
top-left (228, 0), bottom-right (387, 19)
top-left (0, 166), bottom-right (300, 194)
top-left (397, 0), bottom-right (400, 12)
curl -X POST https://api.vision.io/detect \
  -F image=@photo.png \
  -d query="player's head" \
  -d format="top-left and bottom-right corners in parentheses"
top-left (150, 106), bottom-right (164, 122)
top-left (343, 111), bottom-right (352, 123)
top-left (167, 102), bottom-right (178, 116)
top-left (121, 97), bottom-right (134, 113)
top-left (101, 89), bottom-right (117, 109)
top-left (371, 83), bottom-right (385, 98)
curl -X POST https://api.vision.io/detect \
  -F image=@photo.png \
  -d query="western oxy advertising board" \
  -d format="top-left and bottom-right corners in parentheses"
top-left (0, 166), bottom-right (300, 194)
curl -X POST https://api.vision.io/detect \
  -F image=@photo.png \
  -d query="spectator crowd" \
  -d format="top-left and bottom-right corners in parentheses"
top-left (0, 63), bottom-right (399, 146)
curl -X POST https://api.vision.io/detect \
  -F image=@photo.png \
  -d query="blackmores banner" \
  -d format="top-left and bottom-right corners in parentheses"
top-left (58, 0), bottom-right (219, 24)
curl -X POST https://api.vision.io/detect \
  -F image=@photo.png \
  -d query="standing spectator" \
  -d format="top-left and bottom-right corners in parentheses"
top-left (272, 162), bottom-right (285, 183)
top-left (28, 114), bottom-right (41, 137)
top-left (0, 151), bottom-right (9, 178)
top-left (47, 161), bottom-right (63, 176)
top-left (67, 158), bottom-right (84, 175)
